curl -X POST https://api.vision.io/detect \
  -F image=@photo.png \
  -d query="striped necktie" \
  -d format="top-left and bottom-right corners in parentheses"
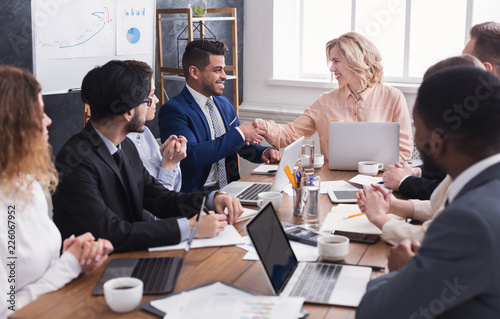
top-left (206, 98), bottom-right (228, 188)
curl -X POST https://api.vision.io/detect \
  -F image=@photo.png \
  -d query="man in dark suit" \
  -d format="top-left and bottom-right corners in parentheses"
top-left (158, 40), bottom-right (281, 192)
top-left (356, 67), bottom-right (500, 318)
top-left (52, 61), bottom-right (243, 253)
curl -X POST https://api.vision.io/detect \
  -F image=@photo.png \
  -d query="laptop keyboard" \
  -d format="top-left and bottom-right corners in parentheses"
top-left (131, 257), bottom-right (176, 292)
top-left (237, 183), bottom-right (271, 201)
top-left (290, 263), bottom-right (341, 303)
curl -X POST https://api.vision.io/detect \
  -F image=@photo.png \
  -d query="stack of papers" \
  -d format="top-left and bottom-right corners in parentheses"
top-left (149, 225), bottom-right (245, 252)
top-left (149, 282), bottom-right (304, 319)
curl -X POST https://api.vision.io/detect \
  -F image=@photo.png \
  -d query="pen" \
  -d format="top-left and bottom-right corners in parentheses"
top-left (343, 212), bottom-right (365, 219)
top-left (267, 169), bottom-right (277, 173)
top-left (331, 263), bottom-right (385, 271)
top-left (377, 181), bottom-right (384, 184)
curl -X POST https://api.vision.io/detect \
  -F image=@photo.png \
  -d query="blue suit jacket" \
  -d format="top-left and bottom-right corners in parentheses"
top-left (356, 162), bottom-right (500, 318)
top-left (158, 86), bottom-right (267, 192)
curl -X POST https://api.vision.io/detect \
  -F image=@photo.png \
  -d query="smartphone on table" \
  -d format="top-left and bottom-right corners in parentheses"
top-left (333, 230), bottom-right (380, 244)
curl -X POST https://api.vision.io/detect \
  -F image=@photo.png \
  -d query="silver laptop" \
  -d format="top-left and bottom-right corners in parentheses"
top-left (246, 203), bottom-right (372, 307)
top-left (328, 122), bottom-right (399, 170)
top-left (222, 136), bottom-right (304, 205)
top-left (92, 197), bottom-right (205, 295)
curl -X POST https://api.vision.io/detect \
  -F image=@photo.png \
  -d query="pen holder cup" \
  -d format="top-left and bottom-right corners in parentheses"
top-left (292, 187), bottom-right (303, 216)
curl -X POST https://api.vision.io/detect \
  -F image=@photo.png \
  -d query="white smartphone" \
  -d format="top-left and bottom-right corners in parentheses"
top-left (327, 189), bottom-right (359, 203)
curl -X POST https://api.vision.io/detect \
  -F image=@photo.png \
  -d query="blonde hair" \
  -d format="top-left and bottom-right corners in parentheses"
top-left (0, 66), bottom-right (58, 198)
top-left (326, 32), bottom-right (384, 92)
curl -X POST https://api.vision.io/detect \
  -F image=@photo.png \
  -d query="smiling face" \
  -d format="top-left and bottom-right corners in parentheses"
top-left (145, 77), bottom-right (159, 121)
top-left (195, 54), bottom-right (227, 97)
top-left (329, 47), bottom-right (358, 89)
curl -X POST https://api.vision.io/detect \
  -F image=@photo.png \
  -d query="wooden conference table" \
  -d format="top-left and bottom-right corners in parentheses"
top-left (11, 163), bottom-right (392, 319)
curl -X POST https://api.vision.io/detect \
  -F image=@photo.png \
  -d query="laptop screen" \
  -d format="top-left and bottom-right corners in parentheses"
top-left (246, 203), bottom-right (298, 294)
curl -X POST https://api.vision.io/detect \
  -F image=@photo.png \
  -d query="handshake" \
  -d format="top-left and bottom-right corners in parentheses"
top-left (238, 118), bottom-right (268, 145)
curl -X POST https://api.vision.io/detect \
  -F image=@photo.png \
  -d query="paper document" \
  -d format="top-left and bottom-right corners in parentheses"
top-left (149, 225), bottom-right (245, 252)
top-left (236, 207), bottom-right (259, 222)
top-left (252, 164), bottom-right (298, 175)
top-left (320, 204), bottom-right (404, 234)
top-left (150, 282), bottom-right (304, 319)
top-left (238, 236), bottom-right (319, 262)
top-left (349, 174), bottom-right (383, 187)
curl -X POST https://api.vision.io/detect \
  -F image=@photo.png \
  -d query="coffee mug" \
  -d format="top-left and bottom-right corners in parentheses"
top-left (358, 161), bottom-right (384, 176)
top-left (104, 277), bottom-right (143, 313)
top-left (314, 154), bottom-right (324, 168)
top-left (257, 191), bottom-right (283, 211)
top-left (317, 235), bottom-right (349, 261)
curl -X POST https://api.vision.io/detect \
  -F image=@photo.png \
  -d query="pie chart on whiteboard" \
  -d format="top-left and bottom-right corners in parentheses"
top-left (126, 28), bottom-right (141, 44)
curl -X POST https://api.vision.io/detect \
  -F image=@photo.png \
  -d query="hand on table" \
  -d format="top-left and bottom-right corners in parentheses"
top-left (388, 239), bottom-right (421, 272)
top-left (213, 194), bottom-right (244, 225)
top-left (261, 148), bottom-right (282, 164)
top-left (383, 162), bottom-right (419, 191)
top-left (191, 211), bottom-right (228, 238)
top-left (63, 232), bottom-right (114, 273)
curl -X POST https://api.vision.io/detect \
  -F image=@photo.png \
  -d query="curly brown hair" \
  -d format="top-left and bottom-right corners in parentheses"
top-left (0, 66), bottom-right (58, 198)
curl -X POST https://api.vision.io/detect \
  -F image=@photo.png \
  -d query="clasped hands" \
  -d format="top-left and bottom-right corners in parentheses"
top-left (161, 135), bottom-right (187, 171)
top-left (63, 232), bottom-right (113, 273)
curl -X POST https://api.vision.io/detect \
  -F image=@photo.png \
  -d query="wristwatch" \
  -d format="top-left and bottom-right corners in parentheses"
top-left (214, 190), bottom-right (228, 198)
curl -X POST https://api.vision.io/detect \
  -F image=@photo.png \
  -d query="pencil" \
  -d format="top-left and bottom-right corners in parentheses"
top-left (343, 212), bottom-right (365, 219)
top-left (284, 164), bottom-right (297, 188)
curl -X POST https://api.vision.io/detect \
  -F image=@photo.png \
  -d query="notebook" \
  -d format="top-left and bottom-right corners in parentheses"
top-left (245, 203), bottom-right (372, 307)
top-left (222, 136), bottom-right (304, 205)
top-left (92, 197), bottom-right (205, 295)
top-left (328, 122), bottom-right (400, 170)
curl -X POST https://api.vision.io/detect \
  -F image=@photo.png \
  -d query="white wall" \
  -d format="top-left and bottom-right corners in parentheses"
top-left (238, 0), bottom-right (418, 176)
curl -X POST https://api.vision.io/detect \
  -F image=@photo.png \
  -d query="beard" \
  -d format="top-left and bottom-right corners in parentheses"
top-left (125, 110), bottom-right (145, 133)
top-left (417, 140), bottom-right (445, 177)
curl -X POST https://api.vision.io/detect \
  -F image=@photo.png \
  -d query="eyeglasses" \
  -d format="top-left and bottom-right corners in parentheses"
top-left (143, 98), bottom-right (153, 107)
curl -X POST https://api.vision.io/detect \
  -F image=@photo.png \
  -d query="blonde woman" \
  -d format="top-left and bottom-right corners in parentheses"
top-left (255, 32), bottom-right (413, 161)
top-left (0, 66), bottom-right (113, 317)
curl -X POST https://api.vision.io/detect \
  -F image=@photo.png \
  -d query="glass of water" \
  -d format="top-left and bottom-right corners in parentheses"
top-left (301, 138), bottom-right (315, 174)
top-left (301, 175), bottom-right (320, 229)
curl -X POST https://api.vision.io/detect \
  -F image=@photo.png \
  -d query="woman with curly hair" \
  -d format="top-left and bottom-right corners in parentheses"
top-left (0, 66), bottom-right (113, 317)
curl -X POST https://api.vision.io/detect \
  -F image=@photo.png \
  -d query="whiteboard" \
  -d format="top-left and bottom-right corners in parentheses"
top-left (32, 0), bottom-right (155, 95)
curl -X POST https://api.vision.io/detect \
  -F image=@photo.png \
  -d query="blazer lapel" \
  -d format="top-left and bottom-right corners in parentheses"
top-left (454, 162), bottom-right (500, 201)
top-left (182, 86), bottom-right (212, 138)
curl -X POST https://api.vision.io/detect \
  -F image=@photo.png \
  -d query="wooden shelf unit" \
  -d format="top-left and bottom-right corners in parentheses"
top-left (156, 8), bottom-right (239, 113)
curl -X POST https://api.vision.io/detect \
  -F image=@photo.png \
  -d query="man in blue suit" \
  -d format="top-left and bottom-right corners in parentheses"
top-left (158, 40), bottom-right (281, 192)
top-left (356, 67), bottom-right (500, 318)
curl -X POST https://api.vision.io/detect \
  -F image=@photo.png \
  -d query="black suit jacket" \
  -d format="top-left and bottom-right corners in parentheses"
top-left (398, 166), bottom-right (446, 200)
top-left (52, 123), bottom-right (210, 252)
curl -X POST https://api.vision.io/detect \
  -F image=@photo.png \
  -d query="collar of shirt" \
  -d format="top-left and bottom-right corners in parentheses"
top-left (447, 153), bottom-right (500, 204)
top-left (186, 84), bottom-right (213, 110)
top-left (342, 84), bottom-right (374, 102)
top-left (91, 121), bottom-right (121, 155)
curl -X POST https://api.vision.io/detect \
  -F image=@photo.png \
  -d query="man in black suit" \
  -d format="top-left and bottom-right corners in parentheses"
top-left (52, 60), bottom-right (243, 252)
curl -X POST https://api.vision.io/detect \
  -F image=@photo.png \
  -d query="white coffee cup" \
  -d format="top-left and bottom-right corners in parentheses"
top-left (317, 235), bottom-right (350, 261)
top-left (257, 191), bottom-right (283, 211)
top-left (358, 161), bottom-right (384, 176)
top-left (314, 154), bottom-right (324, 168)
top-left (104, 277), bottom-right (143, 313)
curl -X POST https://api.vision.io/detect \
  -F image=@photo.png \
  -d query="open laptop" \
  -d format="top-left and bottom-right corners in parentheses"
top-left (245, 203), bottom-right (372, 307)
top-left (92, 197), bottom-right (204, 295)
top-left (328, 122), bottom-right (399, 170)
top-left (222, 136), bottom-right (304, 205)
